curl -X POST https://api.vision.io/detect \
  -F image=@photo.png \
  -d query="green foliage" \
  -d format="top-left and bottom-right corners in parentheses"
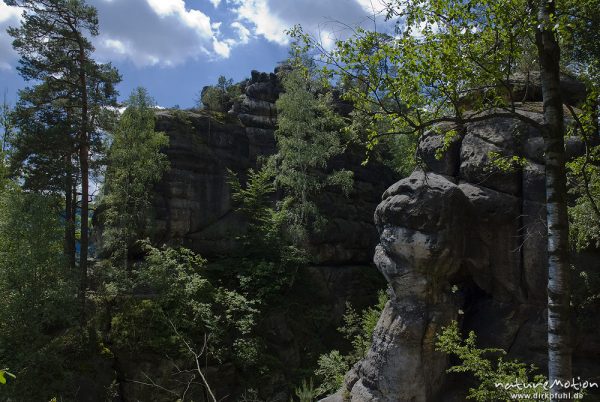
top-left (292, 0), bottom-right (539, 146)
top-left (0, 185), bottom-right (80, 399)
top-left (436, 321), bottom-right (548, 401)
top-left (106, 242), bottom-right (259, 364)
top-left (487, 151), bottom-right (528, 173)
top-left (561, 0), bottom-right (600, 80)
top-left (285, 0), bottom-right (600, 159)
top-left (101, 87), bottom-right (170, 266)
top-left (434, 129), bottom-right (460, 161)
top-left (569, 168), bottom-right (600, 251)
top-left (566, 88), bottom-right (600, 252)
top-left (271, 55), bottom-right (353, 242)
top-left (572, 268), bottom-right (600, 330)
top-left (314, 351), bottom-right (347, 396)
top-left (228, 167), bottom-right (309, 302)
top-left (0, 93), bottom-right (13, 156)
top-left (200, 75), bottom-right (242, 112)
top-left (0, 368), bottom-right (17, 385)
top-left (0, 368), bottom-right (15, 385)
top-left (386, 131), bottom-right (419, 177)
top-left (7, 0), bottom-right (120, 193)
top-left (339, 290), bottom-right (387, 362)
top-left (314, 290), bottom-right (388, 396)
top-left (292, 378), bottom-right (319, 402)
top-left (229, 167), bottom-right (276, 230)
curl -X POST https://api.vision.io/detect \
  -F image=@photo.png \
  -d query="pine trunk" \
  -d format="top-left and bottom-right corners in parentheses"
top-left (78, 43), bottom-right (89, 324)
top-left (535, 0), bottom-right (572, 397)
top-left (65, 155), bottom-right (76, 271)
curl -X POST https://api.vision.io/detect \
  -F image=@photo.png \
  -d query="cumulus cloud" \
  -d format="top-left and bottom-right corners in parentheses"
top-left (231, 21), bottom-right (251, 44)
top-left (227, 0), bottom-right (389, 47)
top-left (0, 0), bottom-right (391, 72)
top-left (0, 2), bottom-right (22, 72)
top-left (92, 0), bottom-right (241, 66)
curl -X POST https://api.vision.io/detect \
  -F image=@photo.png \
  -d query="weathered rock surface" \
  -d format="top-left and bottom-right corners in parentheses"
top-left (153, 68), bottom-right (396, 268)
top-left (343, 171), bottom-right (467, 401)
top-left (144, 69), bottom-right (395, 399)
top-left (509, 71), bottom-right (588, 105)
top-left (340, 104), bottom-right (600, 401)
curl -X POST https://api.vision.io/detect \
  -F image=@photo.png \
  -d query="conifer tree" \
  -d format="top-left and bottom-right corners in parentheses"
top-left (271, 56), bottom-right (353, 242)
top-left (6, 0), bottom-right (120, 321)
top-left (102, 87), bottom-right (169, 270)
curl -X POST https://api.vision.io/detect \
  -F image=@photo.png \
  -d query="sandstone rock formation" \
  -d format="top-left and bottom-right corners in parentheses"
top-left (143, 69), bottom-right (394, 399)
top-left (153, 68), bottom-right (395, 268)
top-left (336, 108), bottom-right (600, 401)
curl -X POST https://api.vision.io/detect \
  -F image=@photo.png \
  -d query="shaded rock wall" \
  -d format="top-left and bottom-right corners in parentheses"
top-left (153, 68), bottom-right (395, 268)
top-left (144, 69), bottom-right (394, 399)
top-left (338, 107), bottom-right (600, 401)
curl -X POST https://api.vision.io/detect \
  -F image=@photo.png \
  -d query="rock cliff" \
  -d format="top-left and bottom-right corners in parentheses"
top-left (133, 69), bottom-right (394, 398)
top-left (335, 106), bottom-right (600, 401)
top-left (152, 68), bottom-right (394, 268)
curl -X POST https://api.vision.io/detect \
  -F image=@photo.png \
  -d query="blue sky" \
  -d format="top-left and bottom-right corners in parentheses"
top-left (0, 0), bottom-right (387, 108)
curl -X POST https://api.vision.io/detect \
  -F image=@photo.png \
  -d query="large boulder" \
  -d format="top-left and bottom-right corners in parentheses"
top-left (509, 71), bottom-right (588, 105)
top-left (343, 171), bottom-right (468, 401)
top-left (339, 104), bottom-right (600, 401)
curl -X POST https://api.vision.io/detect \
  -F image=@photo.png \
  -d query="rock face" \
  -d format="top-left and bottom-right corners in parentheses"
top-left (340, 108), bottom-right (600, 401)
top-left (144, 69), bottom-right (394, 399)
top-left (153, 69), bottom-right (395, 268)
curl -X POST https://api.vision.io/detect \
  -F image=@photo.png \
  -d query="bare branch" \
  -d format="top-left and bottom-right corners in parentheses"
top-left (167, 319), bottom-right (217, 402)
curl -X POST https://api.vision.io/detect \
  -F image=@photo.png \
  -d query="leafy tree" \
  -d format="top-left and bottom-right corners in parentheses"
top-left (314, 291), bottom-right (388, 396)
top-left (291, 0), bottom-right (600, 387)
top-left (0, 183), bottom-right (78, 399)
top-left (566, 83), bottom-right (600, 252)
top-left (7, 0), bottom-right (121, 320)
top-left (101, 87), bottom-right (169, 270)
top-left (436, 321), bottom-right (549, 401)
top-left (102, 242), bottom-right (259, 398)
top-left (314, 351), bottom-right (347, 396)
top-left (568, 152), bottom-right (600, 251)
top-left (200, 75), bottom-right (242, 112)
top-left (228, 167), bottom-right (309, 302)
top-left (270, 56), bottom-right (353, 243)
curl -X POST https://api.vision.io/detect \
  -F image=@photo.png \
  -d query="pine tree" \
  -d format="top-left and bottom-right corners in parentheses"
top-left (6, 0), bottom-right (120, 321)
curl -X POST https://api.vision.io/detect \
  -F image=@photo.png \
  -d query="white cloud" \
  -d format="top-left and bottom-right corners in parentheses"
top-left (103, 38), bottom-right (127, 54)
top-left (231, 21), bottom-right (251, 44)
top-left (229, 0), bottom-right (288, 44)
top-left (354, 0), bottom-right (388, 15)
top-left (0, 2), bottom-right (22, 73)
top-left (212, 38), bottom-right (232, 58)
top-left (0, 0), bottom-right (392, 72)
top-left (227, 0), bottom-right (389, 47)
top-left (92, 0), bottom-right (235, 66)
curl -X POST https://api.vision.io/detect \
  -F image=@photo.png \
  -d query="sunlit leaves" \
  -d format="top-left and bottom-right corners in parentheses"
top-left (290, 0), bottom-right (539, 151)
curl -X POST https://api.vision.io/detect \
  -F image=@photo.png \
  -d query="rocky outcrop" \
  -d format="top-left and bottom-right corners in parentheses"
top-left (339, 106), bottom-right (600, 401)
top-left (153, 68), bottom-right (395, 268)
top-left (147, 69), bottom-right (395, 399)
top-left (509, 71), bottom-right (588, 106)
